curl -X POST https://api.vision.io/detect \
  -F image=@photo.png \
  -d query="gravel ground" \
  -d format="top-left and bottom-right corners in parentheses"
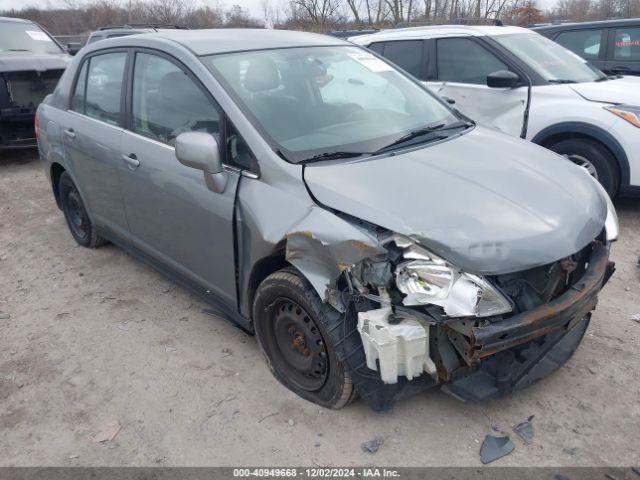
top-left (1, 150), bottom-right (639, 467)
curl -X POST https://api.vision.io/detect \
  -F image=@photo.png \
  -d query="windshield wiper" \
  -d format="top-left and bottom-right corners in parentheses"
top-left (594, 76), bottom-right (609, 82)
top-left (548, 79), bottom-right (577, 84)
top-left (374, 120), bottom-right (473, 154)
top-left (302, 150), bottom-right (369, 163)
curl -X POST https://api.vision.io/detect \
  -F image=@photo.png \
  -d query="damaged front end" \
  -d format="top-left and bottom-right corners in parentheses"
top-left (0, 69), bottom-right (63, 148)
top-left (285, 229), bottom-right (615, 411)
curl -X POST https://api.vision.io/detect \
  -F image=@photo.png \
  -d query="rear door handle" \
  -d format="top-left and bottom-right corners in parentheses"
top-left (63, 128), bottom-right (76, 139)
top-left (122, 153), bottom-right (140, 169)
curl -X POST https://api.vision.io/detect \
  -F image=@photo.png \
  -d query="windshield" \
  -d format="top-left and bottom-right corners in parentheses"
top-left (205, 46), bottom-right (459, 163)
top-left (494, 33), bottom-right (605, 83)
top-left (0, 21), bottom-right (63, 55)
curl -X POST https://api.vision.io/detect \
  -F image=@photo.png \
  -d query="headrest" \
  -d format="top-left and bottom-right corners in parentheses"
top-left (243, 58), bottom-right (280, 93)
top-left (159, 71), bottom-right (198, 105)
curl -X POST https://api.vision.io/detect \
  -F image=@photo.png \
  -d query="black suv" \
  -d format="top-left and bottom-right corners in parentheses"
top-left (533, 18), bottom-right (640, 76)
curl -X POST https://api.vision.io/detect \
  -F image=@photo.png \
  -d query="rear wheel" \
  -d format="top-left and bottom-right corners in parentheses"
top-left (59, 171), bottom-right (106, 248)
top-left (548, 138), bottom-right (620, 197)
top-left (253, 268), bottom-right (357, 409)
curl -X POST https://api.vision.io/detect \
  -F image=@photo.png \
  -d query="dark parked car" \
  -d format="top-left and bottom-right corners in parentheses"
top-left (533, 18), bottom-right (640, 76)
top-left (0, 16), bottom-right (71, 148)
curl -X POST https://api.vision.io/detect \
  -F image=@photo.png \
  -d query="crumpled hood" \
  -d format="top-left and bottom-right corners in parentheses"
top-left (0, 51), bottom-right (70, 73)
top-left (304, 127), bottom-right (607, 275)
top-left (570, 76), bottom-right (640, 105)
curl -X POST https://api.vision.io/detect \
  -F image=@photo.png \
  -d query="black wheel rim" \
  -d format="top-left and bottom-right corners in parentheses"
top-left (65, 186), bottom-right (89, 240)
top-left (267, 298), bottom-right (329, 391)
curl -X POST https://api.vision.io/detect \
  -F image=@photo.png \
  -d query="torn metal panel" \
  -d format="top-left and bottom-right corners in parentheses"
top-left (234, 174), bottom-right (384, 317)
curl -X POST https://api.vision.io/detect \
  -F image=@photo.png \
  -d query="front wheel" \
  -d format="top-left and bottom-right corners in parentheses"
top-left (548, 138), bottom-right (620, 197)
top-left (253, 268), bottom-right (357, 409)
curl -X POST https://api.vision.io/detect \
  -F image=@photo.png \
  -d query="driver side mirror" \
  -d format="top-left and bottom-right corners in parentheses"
top-left (487, 70), bottom-right (520, 89)
top-left (176, 132), bottom-right (227, 193)
top-left (66, 42), bottom-right (82, 56)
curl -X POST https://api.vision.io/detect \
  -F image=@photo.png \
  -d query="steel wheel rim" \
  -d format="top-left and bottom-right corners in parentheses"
top-left (269, 298), bottom-right (328, 391)
top-left (565, 154), bottom-right (599, 179)
top-left (66, 188), bottom-right (88, 240)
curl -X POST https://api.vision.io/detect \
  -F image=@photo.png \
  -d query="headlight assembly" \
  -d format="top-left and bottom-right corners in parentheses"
top-left (394, 246), bottom-right (512, 318)
top-left (604, 105), bottom-right (640, 128)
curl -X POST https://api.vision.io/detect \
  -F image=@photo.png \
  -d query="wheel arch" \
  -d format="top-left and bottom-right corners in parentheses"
top-left (531, 122), bottom-right (630, 188)
top-left (50, 162), bottom-right (66, 209)
top-left (244, 247), bottom-right (289, 320)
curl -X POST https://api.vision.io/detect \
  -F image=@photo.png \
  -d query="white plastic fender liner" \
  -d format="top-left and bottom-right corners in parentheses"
top-left (357, 306), bottom-right (438, 384)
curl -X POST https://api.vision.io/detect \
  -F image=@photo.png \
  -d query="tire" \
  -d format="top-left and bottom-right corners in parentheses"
top-left (253, 267), bottom-right (358, 409)
top-left (548, 138), bottom-right (620, 197)
top-left (59, 171), bottom-right (107, 248)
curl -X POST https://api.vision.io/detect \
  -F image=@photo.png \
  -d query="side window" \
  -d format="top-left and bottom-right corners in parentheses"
top-left (71, 59), bottom-right (89, 113)
top-left (379, 40), bottom-right (424, 78)
top-left (555, 30), bottom-right (603, 59)
top-left (437, 38), bottom-right (508, 84)
top-left (367, 42), bottom-right (385, 55)
top-left (132, 52), bottom-right (220, 146)
top-left (84, 52), bottom-right (127, 126)
top-left (614, 27), bottom-right (640, 61)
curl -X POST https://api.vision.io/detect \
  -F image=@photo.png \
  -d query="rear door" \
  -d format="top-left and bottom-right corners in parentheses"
top-left (62, 49), bottom-right (129, 239)
top-left (118, 49), bottom-right (240, 305)
top-left (426, 36), bottom-right (526, 136)
top-left (606, 26), bottom-right (640, 76)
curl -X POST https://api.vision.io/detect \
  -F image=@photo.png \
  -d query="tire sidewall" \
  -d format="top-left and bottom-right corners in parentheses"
top-left (59, 172), bottom-right (92, 247)
top-left (253, 270), bottom-right (351, 409)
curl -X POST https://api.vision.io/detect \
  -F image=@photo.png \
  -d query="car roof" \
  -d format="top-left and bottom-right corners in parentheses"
top-left (97, 28), bottom-right (350, 56)
top-left (350, 24), bottom-right (531, 43)
top-left (0, 16), bottom-right (34, 24)
top-left (532, 18), bottom-right (640, 33)
top-left (90, 28), bottom-right (155, 37)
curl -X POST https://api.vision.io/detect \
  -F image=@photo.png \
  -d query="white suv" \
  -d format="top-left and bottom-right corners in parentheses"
top-left (352, 25), bottom-right (640, 197)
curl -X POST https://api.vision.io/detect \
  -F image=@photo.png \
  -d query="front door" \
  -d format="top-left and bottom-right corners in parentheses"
top-left (425, 37), bottom-right (527, 137)
top-left (118, 51), bottom-right (239, 305)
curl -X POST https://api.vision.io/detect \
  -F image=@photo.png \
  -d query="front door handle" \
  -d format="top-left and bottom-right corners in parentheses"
top-left (63, 128), bottom-right (76, 139)
top-left (122, 153), bottom-right (140, 169)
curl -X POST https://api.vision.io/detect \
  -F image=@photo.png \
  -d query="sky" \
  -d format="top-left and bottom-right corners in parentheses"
top-left (0, 0), bottom-right (267, 17)
top-left (0, 0), bottom-right (558, 18)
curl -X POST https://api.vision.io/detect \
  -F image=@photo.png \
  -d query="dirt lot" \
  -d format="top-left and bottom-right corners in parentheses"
top-left (1, 149), bottom-right (639, 467)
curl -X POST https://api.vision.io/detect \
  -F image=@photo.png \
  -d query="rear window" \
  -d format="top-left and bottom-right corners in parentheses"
top-left (614, 27), bottom-right (640, 61)
top-left (71, 52), bottom-right (127, 126)
top-left (555, 29), bottom-right (603, 59)
top-left (0, 21), bottom-right (63, 55)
